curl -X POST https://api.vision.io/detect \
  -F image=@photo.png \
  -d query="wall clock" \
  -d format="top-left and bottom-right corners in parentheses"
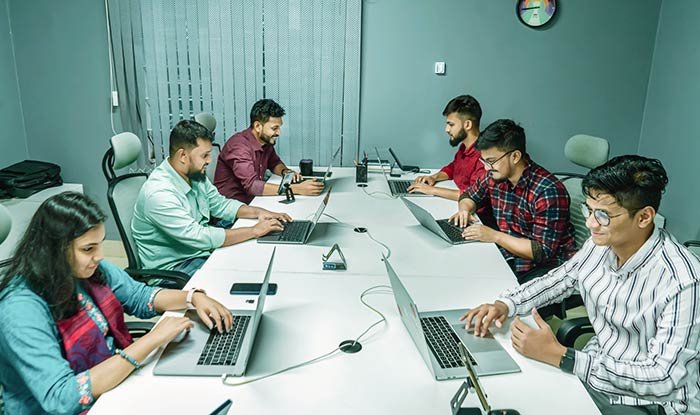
top-left (517, 0), bottom-right (557, 28)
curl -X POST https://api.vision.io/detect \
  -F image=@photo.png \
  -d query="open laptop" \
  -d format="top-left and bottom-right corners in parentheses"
top-left (154, 249), bottom-right (276, 376)
top-left (388, 147), bottom-right (420, 173)
top-left (400, 197), bottom-right (479, 245)
top-left (258, 187), bottom-right (332, 244)
top-left (383, 255), bottom-right (520, 379)
top-left (306, 146), bottom-right (342, 181)
top-left (374, 147), bottom-right (430, 197)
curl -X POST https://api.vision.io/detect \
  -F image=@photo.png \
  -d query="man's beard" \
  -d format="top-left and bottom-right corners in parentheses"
top-left (449, 129), bottom-right (467, 147)
top-left (261, 133), bottom-right (278, 146)
top-left (187, 170), bottom-right (207, 182)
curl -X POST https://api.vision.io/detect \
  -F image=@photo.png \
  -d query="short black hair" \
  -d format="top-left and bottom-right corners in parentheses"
top-left (582, 155), bottom-right (668, 213)
top-left (475, 119), bottom-right (526, 154)
top-left (442, 95), bottom-right (482, 127)
top-left (169, 120), bottom-right (213, 157)
top-left (250, 99), bottom-right (286, 127)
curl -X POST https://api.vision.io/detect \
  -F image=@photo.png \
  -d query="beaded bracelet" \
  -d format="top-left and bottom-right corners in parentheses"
top-left (115, 348), bottom-right (141, 370)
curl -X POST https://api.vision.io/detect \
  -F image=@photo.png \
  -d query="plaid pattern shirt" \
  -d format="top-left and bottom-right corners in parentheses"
top-left (461, 157), bottom-right (576, 273)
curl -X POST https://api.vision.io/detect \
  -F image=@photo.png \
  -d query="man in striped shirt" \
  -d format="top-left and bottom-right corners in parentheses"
top-left (462, 155), bottom-right (700, 414)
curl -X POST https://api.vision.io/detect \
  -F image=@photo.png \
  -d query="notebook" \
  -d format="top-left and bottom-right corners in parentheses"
top-left (153, 249), bottom-right (276, 376)
top-left (257, 188), bottom-right (332, 244)
top-left (383, 255), bottom-right (520, 380)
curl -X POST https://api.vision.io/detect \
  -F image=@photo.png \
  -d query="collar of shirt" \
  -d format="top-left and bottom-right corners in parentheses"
top-left (604, 226), bottom-right (662, 277)
top-left (162, 158), bottom-right (194, 196)
top-left (511, 156), bottom-right (534, 190)
top-left (241, 128), bottom-right (266, 153)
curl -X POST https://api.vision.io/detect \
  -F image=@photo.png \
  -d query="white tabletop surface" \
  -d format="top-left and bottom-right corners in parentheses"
top-left (90, 168), bottom-right (599, 414)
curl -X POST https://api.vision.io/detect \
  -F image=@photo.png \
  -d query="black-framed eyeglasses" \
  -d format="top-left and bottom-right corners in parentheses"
top-left (479, 150), bottom-right (515, 169)
top-left (581, 203), bottom-right (626, 227)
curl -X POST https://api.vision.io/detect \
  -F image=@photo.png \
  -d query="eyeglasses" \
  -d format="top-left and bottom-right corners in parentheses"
top-left (479, 150), bottom-right (515, 169)
top-left (581, 203), bottom-right (626, 227)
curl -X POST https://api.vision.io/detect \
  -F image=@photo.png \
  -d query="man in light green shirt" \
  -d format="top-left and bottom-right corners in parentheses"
top-left (132, 120), bottom-right (291, 276)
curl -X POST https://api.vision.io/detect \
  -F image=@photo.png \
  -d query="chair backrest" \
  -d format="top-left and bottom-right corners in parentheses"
top-left (684, 240), bottom-right (700, 259)
top-left (102, 132), bottom-right (142, 181)
top-left (560, 177), bottom-right (588, 249)
top-left (107, 174), bottom-right (148, 270)
top-left (194, 112), bottom-right (217, 133)
top-left (564, 134), bottom-right (609, 169)
top-left (0, 204), bottom-right (11, 245)
top-left (206, 142), bottom-right (222, 183)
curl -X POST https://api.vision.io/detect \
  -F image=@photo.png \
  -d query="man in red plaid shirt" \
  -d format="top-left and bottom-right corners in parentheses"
top-left (450, 119), bottom-right (576, 283)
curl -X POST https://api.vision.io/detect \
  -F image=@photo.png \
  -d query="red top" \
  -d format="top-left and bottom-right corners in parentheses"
top-left (439, 141), bottom-right (485, 193)
top-left (214, 128), bottom-right (283, 204)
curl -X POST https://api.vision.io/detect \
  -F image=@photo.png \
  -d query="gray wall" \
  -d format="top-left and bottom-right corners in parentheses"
top-left (639, 0), bottom-right (700, 242)
top-left (8, 0), bottom-right (118, 236)
top-left (360, 0), bottom-right (661, 174)
top-left (0, 0), bottom-right (27, 167)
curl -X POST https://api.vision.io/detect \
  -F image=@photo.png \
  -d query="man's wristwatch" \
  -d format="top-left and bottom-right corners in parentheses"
top-left (281, 168), bottom-right (292, 175)
top-left (559, 347), bottom-right (576, 373)
top-left (186, 288), bottom-right (206, 309)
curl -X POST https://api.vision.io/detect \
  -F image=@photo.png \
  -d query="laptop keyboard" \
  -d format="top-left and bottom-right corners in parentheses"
top-left (197, 315), bottom-right (250, 366)
top-left (421, 316), bottom-right (477, 369)
top-left (388, 180), bottom-right (412, 195)
top-left (437, 220), bottom-right (466, 243)
top-left (276, 221), bottom-right (310, 242)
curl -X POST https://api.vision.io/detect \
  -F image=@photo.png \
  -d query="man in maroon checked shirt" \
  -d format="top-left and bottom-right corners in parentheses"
top-left (214, 99), bottom-right (324, 204)
top-left (450, 119), bottom-right (576, 284)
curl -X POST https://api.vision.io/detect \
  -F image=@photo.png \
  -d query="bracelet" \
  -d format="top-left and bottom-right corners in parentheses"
top-left (186, 288), bottom-right (206, 309)
top-left (115, 348), bottom-right (141, 370)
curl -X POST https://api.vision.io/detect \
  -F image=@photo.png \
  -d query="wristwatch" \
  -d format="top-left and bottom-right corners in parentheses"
top-left (559, 347), bottom-right (576, 373)
top-left (186, 288), bottom-right (206, 309)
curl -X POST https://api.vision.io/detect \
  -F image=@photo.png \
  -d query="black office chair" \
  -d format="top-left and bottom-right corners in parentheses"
top-left (102, 132), bottom-right (188, 289)
top-left (194, 112), bottom-right (222, 183)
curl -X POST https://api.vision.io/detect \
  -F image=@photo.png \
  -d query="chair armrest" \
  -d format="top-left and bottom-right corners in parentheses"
top-left (125, 321), bottom-right (155, 339)
top-left (684, 240), bottom-right (700, 248)
top-left (556, 317), bottom-right (594, 348)
top-left (125, 268), bottom-right (189, 289)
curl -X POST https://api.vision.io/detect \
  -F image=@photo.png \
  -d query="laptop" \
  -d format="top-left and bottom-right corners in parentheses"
top-left (257, 187), bottom-right (332, 244)
top-left (374, 147), bottom-right (430, 197)
top-left (400, 197), bottom-right (479, 245)
top-left (306, 146), bottom-right (342, 181)
top-left (154, 249), bottom-right (276, 376)
top-left (388, 147), bottom-right (420, 173)
top-left (383, 255), bottom-right (520, 379)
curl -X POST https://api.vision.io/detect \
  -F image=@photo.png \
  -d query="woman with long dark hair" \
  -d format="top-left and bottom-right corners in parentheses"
top-left (0, 192), bottom-right (233, 414)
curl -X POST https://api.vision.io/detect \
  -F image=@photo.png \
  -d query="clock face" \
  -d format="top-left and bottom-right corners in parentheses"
top-left (517, 0), bottom-right (557, 28)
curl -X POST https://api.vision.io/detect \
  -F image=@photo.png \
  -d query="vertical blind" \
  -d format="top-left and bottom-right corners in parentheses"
top-left (108, 0), bottom-right (361, 168)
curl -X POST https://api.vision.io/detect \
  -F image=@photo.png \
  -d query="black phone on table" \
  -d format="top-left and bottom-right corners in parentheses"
top-left (230, 282), bottom-right (278, 295)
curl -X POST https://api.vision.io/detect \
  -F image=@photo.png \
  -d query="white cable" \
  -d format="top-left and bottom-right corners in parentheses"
top-left (361, 184), bottom-right (397, 200)
top-left (221, 285), bottom-right (392, 387)
top-left (104, 0), bottom-right (118, 135)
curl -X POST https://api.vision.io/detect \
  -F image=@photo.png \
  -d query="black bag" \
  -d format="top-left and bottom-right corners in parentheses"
top-left (0, 160), bottom-right (63, 198)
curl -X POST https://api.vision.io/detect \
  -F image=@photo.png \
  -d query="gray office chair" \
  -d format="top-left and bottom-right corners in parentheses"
top-left (684, 240), bottom-right (700, 259)
top-left (102, 132), bottom-right (188, 288)
top-left (0, 204), bottom-right (10, 246)
top-left (194, 112), bottom-right (222, 183)
top-left (554, 134), bottom-right (610, 249)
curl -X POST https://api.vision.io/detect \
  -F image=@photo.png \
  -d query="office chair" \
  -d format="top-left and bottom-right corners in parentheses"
top-left (102, 132), bottom-right (188, 289)
top-left (194, 112), bottom-right (222, 183)
top-left (684, 240), bottom-right (700, 258)
top-left (0, 204), bottom-right (10, 246)
top-left (553, 134), bottom-right (610, 249)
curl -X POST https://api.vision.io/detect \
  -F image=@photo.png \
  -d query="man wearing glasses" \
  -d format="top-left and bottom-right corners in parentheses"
top-left (461, 156), bottom-right (699, 415)
top-left (450, 119), bottom-right (576, 283)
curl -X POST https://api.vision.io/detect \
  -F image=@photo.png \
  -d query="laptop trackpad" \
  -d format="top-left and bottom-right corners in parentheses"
top-left (452, 324), bottom-right (504, 353)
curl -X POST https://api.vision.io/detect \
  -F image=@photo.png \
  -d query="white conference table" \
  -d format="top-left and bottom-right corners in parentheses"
top-left (91, 168), bottom-right (599, 414)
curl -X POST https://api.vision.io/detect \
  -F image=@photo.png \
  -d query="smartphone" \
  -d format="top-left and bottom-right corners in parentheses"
top-left (230, 282), bottom-right (277, 295)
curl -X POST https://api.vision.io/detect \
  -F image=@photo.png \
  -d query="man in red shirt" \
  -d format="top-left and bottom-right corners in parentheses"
top-left (408, 95), bottom-right (487, 200)
top-left (214, 99), bottom-right (324, 204)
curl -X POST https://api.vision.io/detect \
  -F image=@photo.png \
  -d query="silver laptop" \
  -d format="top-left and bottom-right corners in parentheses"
top-left (257, 187), bottom-right (332, 244)
top-left (383, 255), bottom-right (520, 379)
top-left (401, 197), bottom-right (479, 245)
top-left (153, 249), bottom-right (276, 376)
top-left (374, 147), bottom-right (430, 197)
top-left (306, 146), bottom-right (342, 182)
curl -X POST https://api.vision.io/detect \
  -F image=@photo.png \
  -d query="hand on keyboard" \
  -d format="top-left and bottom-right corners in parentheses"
top-left (253, 218), bottom-right (285, 238)
top-left (461, 223), bottom-right (499, 243)
top-left (407, 181), bottom-right (433, 195)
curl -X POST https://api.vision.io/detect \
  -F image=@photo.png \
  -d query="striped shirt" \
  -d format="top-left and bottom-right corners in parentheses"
top-left (498, 227), bottom-right (700, 414)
